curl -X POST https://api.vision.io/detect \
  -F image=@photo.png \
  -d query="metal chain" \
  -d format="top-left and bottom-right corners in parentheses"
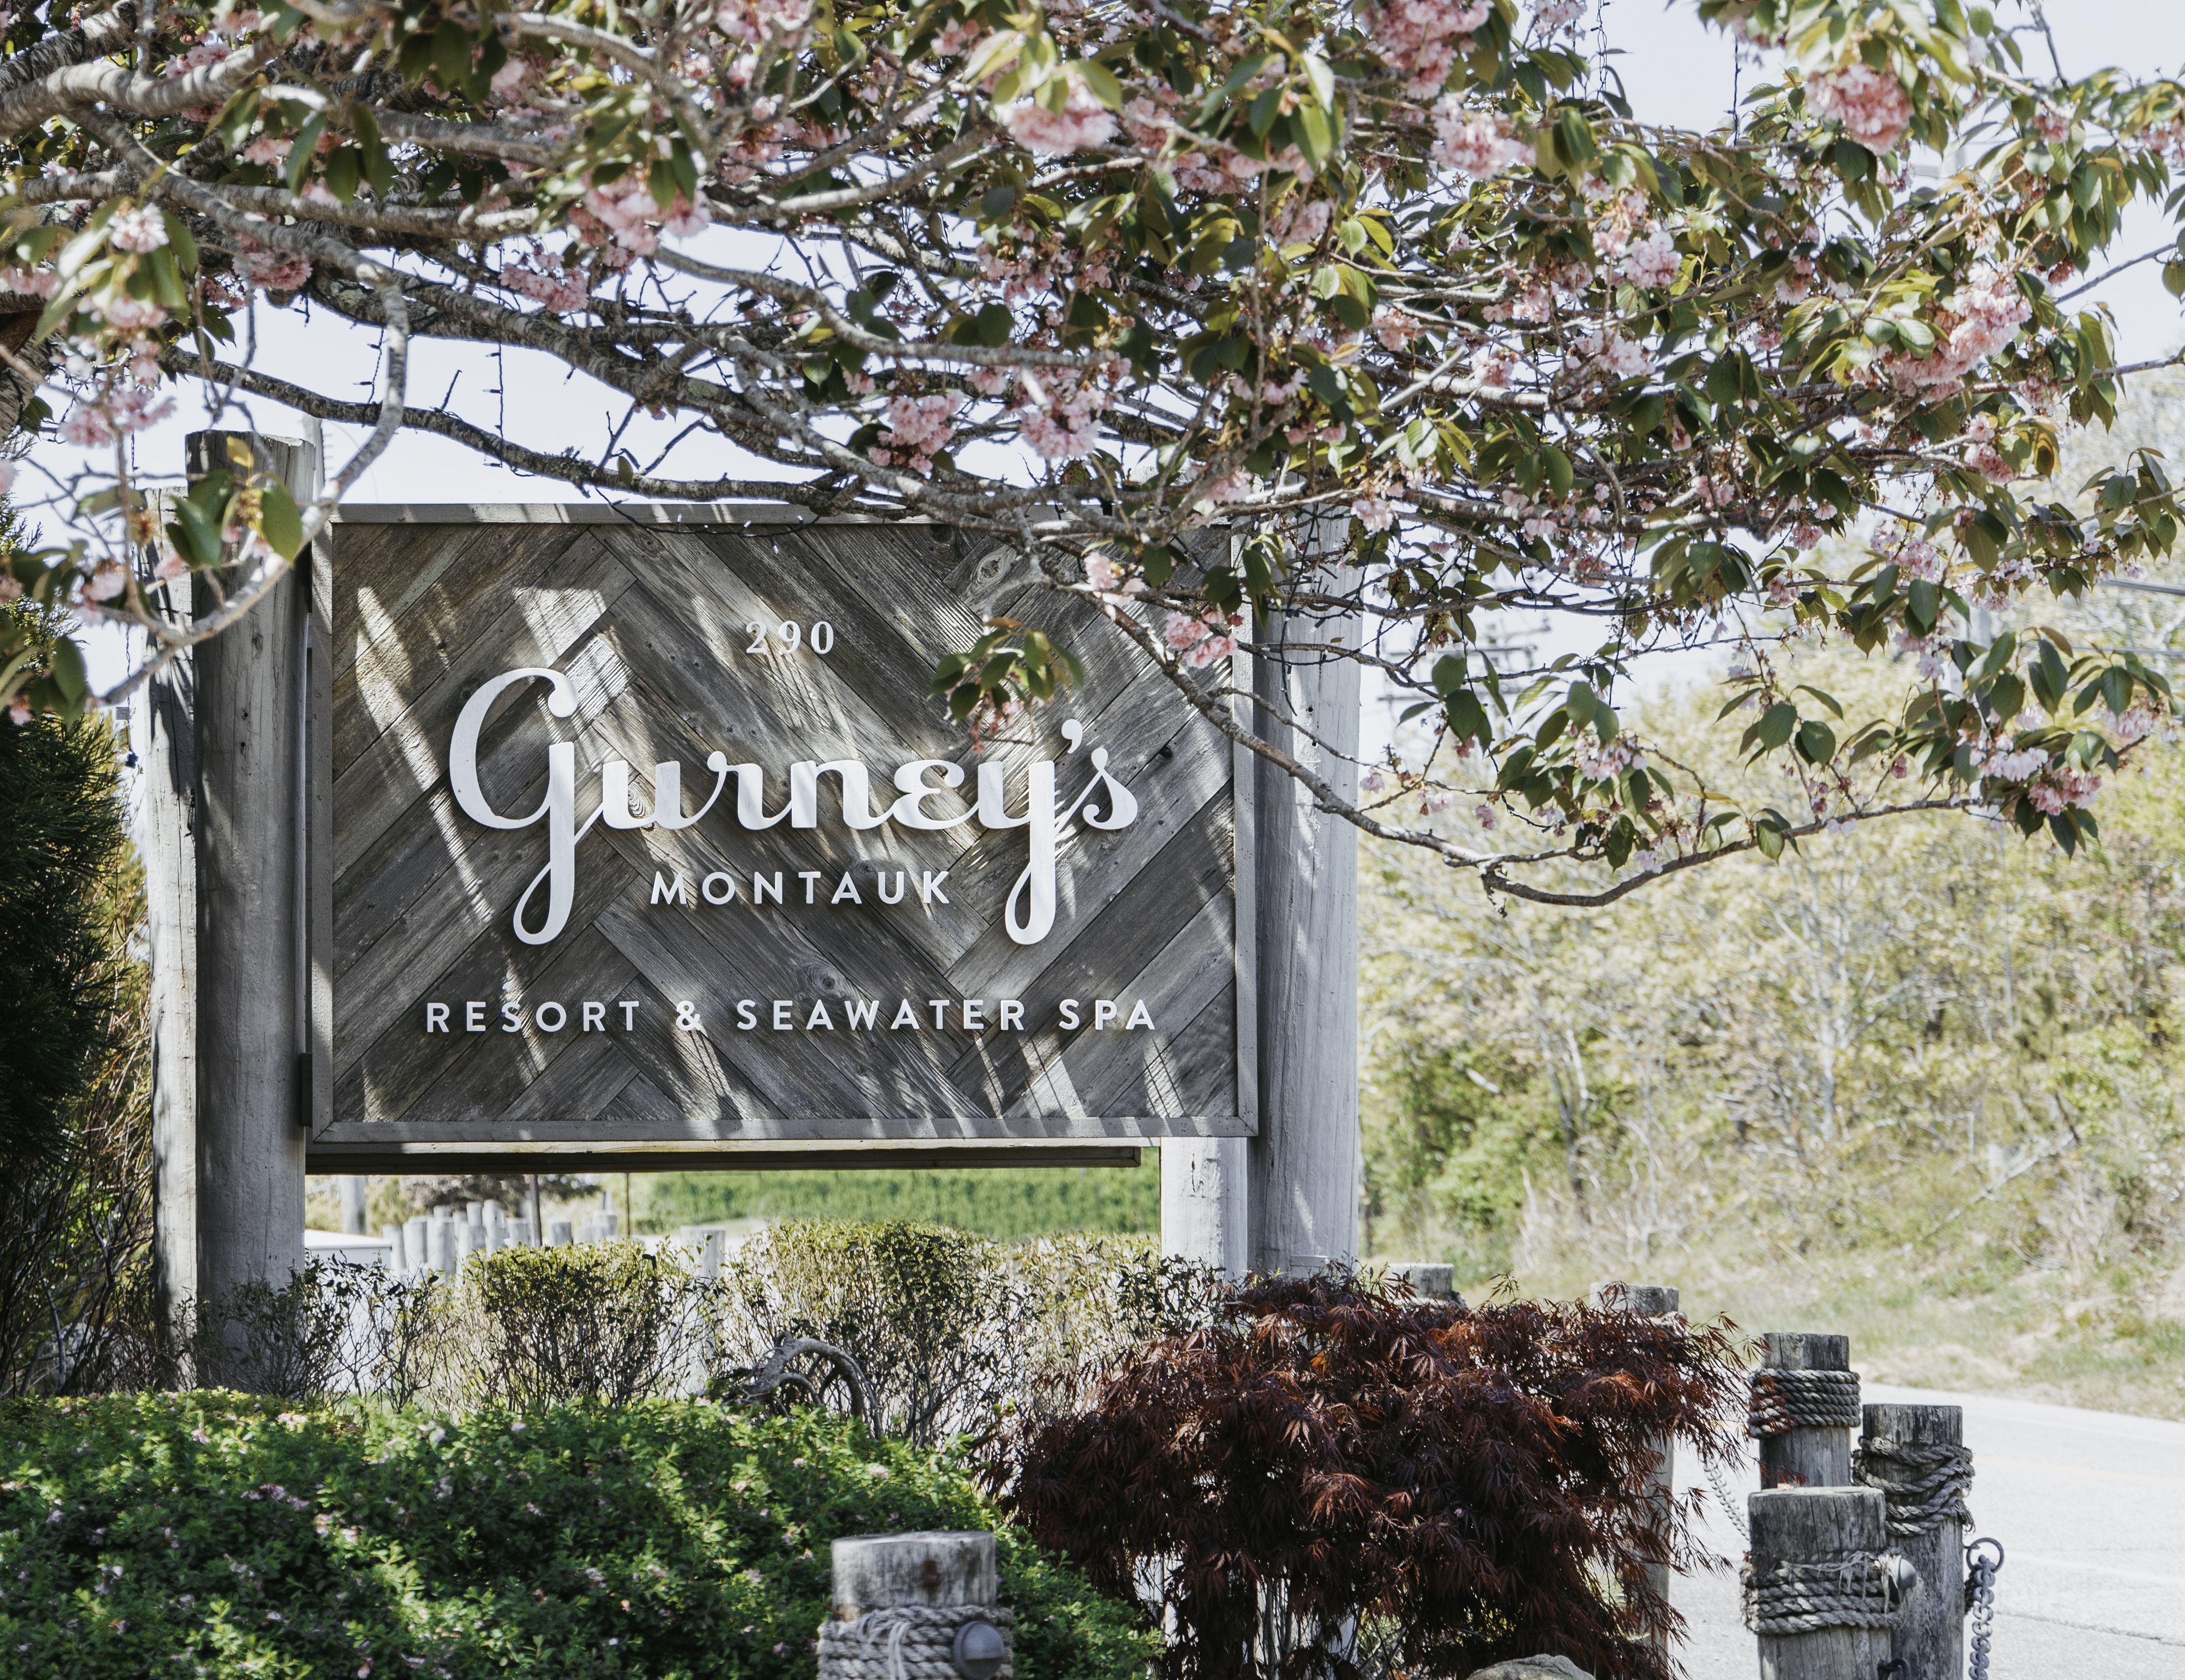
top-left (1964, 1537), bottom-right (2005, 1680)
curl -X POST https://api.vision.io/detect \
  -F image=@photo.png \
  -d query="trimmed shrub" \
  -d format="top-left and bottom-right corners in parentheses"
top-left (714, 1222), bottom-right (1218, 1445)
top-left (448, 1241), bottom-right (710, 1409)
top-left (0, 1393), bottom-right (1156, 1680)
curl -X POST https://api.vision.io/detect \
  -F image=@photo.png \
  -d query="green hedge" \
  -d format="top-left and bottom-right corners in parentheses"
top-left (0, 1394), bottom-right (1155, 1680)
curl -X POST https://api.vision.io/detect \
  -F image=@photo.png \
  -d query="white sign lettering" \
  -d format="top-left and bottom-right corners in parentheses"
top-left (448, 666), bottom-right (1139, 948)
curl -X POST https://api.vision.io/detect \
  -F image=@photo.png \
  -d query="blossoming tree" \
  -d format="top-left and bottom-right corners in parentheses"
top-left (1, 0), bottom-right (2183, 903)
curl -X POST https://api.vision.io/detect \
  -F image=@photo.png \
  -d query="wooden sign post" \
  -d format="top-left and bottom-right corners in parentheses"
top-left (137, 431), bottom-right (325, 1349)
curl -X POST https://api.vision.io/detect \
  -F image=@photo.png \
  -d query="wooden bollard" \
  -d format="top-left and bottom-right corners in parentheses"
top-left (1858, 1404), bottom-right (1968, 1680)
top-left (1387, 1261), bottom-right (1462, 1302)
top-left (1747, 1488), bottom-right (1903, 1680)
top-left (1754, 1333), bottom-right (1856, 1489)
top-left (823, 1532), bottom-right (1010, 1680)
top-left (832, 1531), bottom-right (997, 1619)
top-left (1592, 1283), bottom-right (1678, 1637)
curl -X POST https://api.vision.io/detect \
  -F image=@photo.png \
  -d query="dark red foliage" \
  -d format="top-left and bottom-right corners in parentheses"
top-left (989, 1272), bottom-right (1746, 1680)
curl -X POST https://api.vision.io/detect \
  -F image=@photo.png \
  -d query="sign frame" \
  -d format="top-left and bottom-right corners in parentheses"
top-left (305, 502), bottom-right (1257, 1174)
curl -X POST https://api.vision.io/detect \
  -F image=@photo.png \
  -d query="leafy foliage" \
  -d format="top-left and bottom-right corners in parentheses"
top-left (1358, 560), bottom-right (2185, 1356)
top-left (5, 3), bottom-right (2185, 897)
top-left (450, 1240), bottom-right (713, 1410)
top-left (716, 1220), bottom-right (1215, 1446)
top-left (0, 682), bottom-right (130, 1164)
top-left (997, 1271), bottom-right (1746, 1680)
top-left (0, 1395), bottom-right (1158, 1680)
top-left (0, 695), bottom-right (157, 1398)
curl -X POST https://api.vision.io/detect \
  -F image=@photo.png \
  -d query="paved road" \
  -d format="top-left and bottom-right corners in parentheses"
top-left (1669, 1384), bottom-right (2185, 1680)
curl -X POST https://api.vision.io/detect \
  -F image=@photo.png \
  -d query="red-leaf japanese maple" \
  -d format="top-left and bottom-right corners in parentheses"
top-left (992, 1272), bottom-right (1746, 1680)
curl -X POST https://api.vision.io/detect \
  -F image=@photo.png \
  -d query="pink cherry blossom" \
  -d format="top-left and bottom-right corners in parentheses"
top-left (1619, 227), bottom-right (1679, 289)
top-left (1805, 60), bottom-right (1914, 154)
top-left (662, 196), bottom-right (712, 238)
top-left (108, 206), bottom-right (167, 253)
top-left (1353, 494), bottom-right (1396, 533)
top-left (241, 135), bottom-right (290, 166)
top-left (999, 78), bottom-right (1117, 156)
top-left (1267, 197), bottom-right (1332, 249)
top-left (1015, 373), bottom-right (1105, 460)
top-left (1084, 554), bottom-right (1144, 599)
top-left (0, 265), bottom-right (57, 298)
top-left (876, 394), bottom-right (958, 475)
top-left (1363, 0), bottom-right (1491, 97)
top-left (1432, 100), bottom-right (1530, 178)
top-left (236, 238), bottom-right (312, 292)
top-left (504, 251), bottom-right (592, 312)
top-left (82, 561), bottom-right (127, 602)
top-left (1882, 265), bottom-right (2030, 393)
top-left (581, 175), bottom-right (661, 256)
top-left (715, 0), bottom-right (813, 47)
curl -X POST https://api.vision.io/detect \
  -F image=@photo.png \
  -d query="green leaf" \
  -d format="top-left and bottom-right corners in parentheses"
top-left (1075, 60), bottom-right (1123, 111)
top-left (49, 636), bottom-right (86, 701)
top-left (1796, 719), bottom-right (1837, 764)
top-left (259, 483), bottom-right (304, 562)
top-left (1302, 52), bottom-right (1335, 109)
top-left (1755, 701), bottom-right (1798, 752)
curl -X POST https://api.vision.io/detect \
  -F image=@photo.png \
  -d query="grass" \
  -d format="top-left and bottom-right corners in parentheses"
top-left (1485, 1245), bottom-right (2185, 1421)
top-left (632, 1154), bottom-right (1162, 1241)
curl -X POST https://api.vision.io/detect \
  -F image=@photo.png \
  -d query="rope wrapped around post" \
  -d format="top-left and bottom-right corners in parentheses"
top-left (1853, 1435), bottom-right (1974, 1537)
top-left (819, 1604), bottom-right (1015, 1680)
top-left (1748, 1367), bottom-right (1861, 1437)
top-left (1740, 1552), bottom-right (1917, 1635)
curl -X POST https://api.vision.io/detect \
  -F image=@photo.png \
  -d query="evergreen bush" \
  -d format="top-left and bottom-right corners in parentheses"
top-left (0, 637), bottom-right (156, 1396)
top-left (0, 1393), bottom-right (1156, 1680)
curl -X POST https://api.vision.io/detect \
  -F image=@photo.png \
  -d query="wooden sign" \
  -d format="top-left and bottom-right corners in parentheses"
top-left (312, 506), bottom-right (1255, 1172)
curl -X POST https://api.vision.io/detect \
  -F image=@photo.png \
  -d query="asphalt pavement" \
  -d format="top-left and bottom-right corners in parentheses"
top-left (1667, 1383), bottom-right (2185, 1680)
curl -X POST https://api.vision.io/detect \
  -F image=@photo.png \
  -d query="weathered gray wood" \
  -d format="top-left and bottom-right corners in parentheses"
top-left (339, 1177), bottom-right (368, 1234)
top-left (136, 559), bottom-right (200, 1333)
top-left (1245, 600), bottom-right (1360, 1274)
top-left (1748, 1488), bottom-right (1892, 1680)
top-left (182, 432), bottom-right (316, 1359)
top-left (832, 1531), bottom-right (997, 1619)
top-left (1388, 1262), bottom-right (1458, 1298)
top-left (1591, 1283), bottom-right (1679, 1640)
top-left (327, 513), bottom-right (1251, 1158)
top-left (1860, 1403), bottom-right (1964, 1680)
top-left (1760, 1332), bottom-right (1855, 1491)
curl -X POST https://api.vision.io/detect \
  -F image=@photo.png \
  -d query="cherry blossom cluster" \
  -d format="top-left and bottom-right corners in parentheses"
top-left (873, 394), bottom-right (959, 475)
top-left (1431, 101), bottom-right (1532, 177)
top-left (1163, 609), bottom-right (1243, 670)
top-left (1015, 372), bottom-right (1110, 461)
top-left (1362, 0), bottom-right (1493, 98)
top-left (1803, 59), bottom-right (1915, 153)
top-left (1883, 266), bottom-right (2032, 393)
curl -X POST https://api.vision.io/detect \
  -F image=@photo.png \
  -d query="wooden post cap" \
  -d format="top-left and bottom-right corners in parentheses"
top-left (1748, 1485), bottom-right (1886, 1560)
top-left (832, 1531), bottom-right (997, 1619)
top-left (1589, 1282), bottom-right (1679, 1315)
top-left (1386, 1262), bottom-right (1458, 1299)
top-left (1760, 1331), bottom-right (1849, 1369)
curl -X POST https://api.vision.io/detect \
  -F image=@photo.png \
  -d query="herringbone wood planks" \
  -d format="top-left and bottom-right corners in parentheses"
top-left (325, 515), bottom-right (1251, 1147)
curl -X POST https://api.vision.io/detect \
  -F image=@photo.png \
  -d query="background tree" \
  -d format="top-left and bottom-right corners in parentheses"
top-left (0, 0), bottom-right (2184, 907)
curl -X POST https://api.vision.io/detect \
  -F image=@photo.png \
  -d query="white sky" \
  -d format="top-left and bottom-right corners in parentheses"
top-left (34, 0), bottom-right (2185, 698)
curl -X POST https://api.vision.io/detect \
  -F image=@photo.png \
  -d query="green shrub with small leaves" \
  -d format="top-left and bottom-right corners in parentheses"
top-left (0, 1393), bottom-right (1156, 1680)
